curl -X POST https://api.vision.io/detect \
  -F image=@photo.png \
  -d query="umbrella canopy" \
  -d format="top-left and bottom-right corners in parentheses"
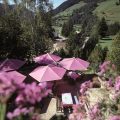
top-left (33, 53), bottom-right (61, 65)
top-left (0, 71), bottom-right (26, 83)
top-left (59, 57), bottom-right (90, 71)
top-left (7, 71), bottom-right (26, 83)
top-left (0, 59), bottom-right (25, 72)
top-left (29, 65), bottom-right (66, 82)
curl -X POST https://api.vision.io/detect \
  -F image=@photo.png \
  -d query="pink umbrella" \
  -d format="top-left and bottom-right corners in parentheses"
top-left (67, 71), bottom-right (80, 80)
top-left (0, 59), bottom-right (25, 72)
top-left (59, 57), bottom-right (90, 71)
top-left (29, 65), bottom-right (66, 82)
top-left (33, 53), bottom-right (61, 65)
top-left (0, 71), bottom-right (26, 83)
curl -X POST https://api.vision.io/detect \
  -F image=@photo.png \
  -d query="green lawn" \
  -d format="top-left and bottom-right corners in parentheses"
top-left (93, 0), bottom-right (120, 24)
top-left (99, 36), bottom-right (115, 49)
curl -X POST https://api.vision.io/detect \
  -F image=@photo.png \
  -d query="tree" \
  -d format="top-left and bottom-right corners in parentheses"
top-left (98, 17), bottom-right (108, 38)
top-left (88, 44), bottom-right (104, 72)
top-left (73, 46), bottom-right (81, 58)
top-left (0, 12), bottom-right (24, 59)
top-left (0, 0), bottom-right (53, 61)
top-left (108, 22), bottom-right (120, 35)
top-left (61, 19), bottom-right (73, 37)
top-left (102, 46), bottom-right (108, 62)
top-left (110, 32), bottom-right (120, 73)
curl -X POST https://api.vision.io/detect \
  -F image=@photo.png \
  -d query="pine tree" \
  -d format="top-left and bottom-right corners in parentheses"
top-left (61, 19), bottom-right (73, 37)
top-left (110, 32), bottom-right (120, 73)
top-left (98, 17), bottom-right (108, 38)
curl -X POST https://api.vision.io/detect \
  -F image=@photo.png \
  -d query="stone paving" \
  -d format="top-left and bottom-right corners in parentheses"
top-left (40, 98), bottom-right (58, 120)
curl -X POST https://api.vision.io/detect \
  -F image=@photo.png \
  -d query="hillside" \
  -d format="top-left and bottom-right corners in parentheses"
top-left (53, 0), bottom-right (120, 28)
top-left (52, 0), bottom-right (80, 15)
top-left (93, 0), bottom-right (120, 23)
top-left (52, 0), bottom-right (120, 53)
top-left (53, 1), bottom-right (86, 26)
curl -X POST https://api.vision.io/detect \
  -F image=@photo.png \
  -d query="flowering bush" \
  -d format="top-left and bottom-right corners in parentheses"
top-left (0, 72), bottom-right (51, 120)
top-left (69, 61), bottom-right (120, 120)
top-left (79, 81), bottom-right (93, 95)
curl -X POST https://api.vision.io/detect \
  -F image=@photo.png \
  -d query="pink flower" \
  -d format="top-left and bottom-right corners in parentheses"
top-left (21, 107), bottom-right (28, 115)
top-left (7, 112), bottom-right (14, 120)
top-left (80, 81), bottom-right (92, 95)
top-left (107, 78), bottom-right (113, 87)
top-left (13, 108), bottom-right (21, 117)
top-left (88, 104), bottom-right (101, 120)
top-left (109, 115), bottom-right (120, 120)
top-left (98, 61), bottom-right (111, 75)
top-left (69, 114), bottom-right (76, 120)
top-left (115, 76), bottom-right (120, 91)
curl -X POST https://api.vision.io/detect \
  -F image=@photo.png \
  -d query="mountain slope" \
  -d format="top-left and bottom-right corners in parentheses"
top-left (53, 0), bottom-right (120, 31)
top-left (93, 0), bottom-right (120, 23)
top-left (52, 0), bottom-right (80, 15)
top-left (53, 1), bottom-right (86, 26)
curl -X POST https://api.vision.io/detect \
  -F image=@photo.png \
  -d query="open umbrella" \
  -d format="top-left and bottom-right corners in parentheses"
top-left (0, 71), bottom-right (26, 83)
top-left (0, 59), bottom-right (25, 72)
top-left (33, 53), bottom-right (61, 65)
top-left (59, 57), bottom-right (89, 71)
top-left (29, 65), bottom-right (66, 82)
top-left (7, 71), bottom-right (26, 83)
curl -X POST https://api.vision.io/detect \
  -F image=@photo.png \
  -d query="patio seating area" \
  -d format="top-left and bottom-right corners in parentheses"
top-left (0, 53), bottom-right (91, 120)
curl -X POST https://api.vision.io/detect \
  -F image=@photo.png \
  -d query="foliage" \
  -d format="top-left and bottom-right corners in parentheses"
top-left (61, 19), bottom-right (73, 37)
top-left (0, 72), bottom-right (51, 120)
top-left (81, 26), bottom-right (99, 60)
top-left (108, 22), bottom-right (120, 35)
top-left (98, 17), bottom-right (108, 38)
top-left (109, 32), bottom-right (120, 73)
top-left (66, 32), bottom-right (83, 58)
top-left (88, 44), bottom-right (104, 72)
top-left (0, 0), bottom-right (53, 61)
top-left (53, 48), bottom-right (67, 58)
top-left (0, 12), bottom-right (23, 59)
top-left (69, 61), bottom-right (120, 120)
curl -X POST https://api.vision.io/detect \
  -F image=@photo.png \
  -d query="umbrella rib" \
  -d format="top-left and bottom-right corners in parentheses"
top-left (48, 54), bottom-right (56, 63)
top-left (50, 67), bottom-right (63, 79)
top-left (77, 60), bottom-right (89, 69)
top-left (39, 67), bottom-right (48, 82)
top-left (69, 59), bottom-right (88, 70)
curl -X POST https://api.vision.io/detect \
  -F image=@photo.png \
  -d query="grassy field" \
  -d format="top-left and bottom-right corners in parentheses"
top-left (93, 0), bottom-right (120, 24)
top-left (99, 36), bottom-right (115, 49)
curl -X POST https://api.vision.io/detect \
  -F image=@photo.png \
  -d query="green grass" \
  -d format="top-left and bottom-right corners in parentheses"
top-left (93, 0), bottom-right (120, 24)
top-left (53, 1), bottom-right (86, 26)
top-left (52, 26), bottom-right (62, 34)
top-left (99, 36), bottom-right (115, 49)
top-left (54, 1), bottom-right (86, 18)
